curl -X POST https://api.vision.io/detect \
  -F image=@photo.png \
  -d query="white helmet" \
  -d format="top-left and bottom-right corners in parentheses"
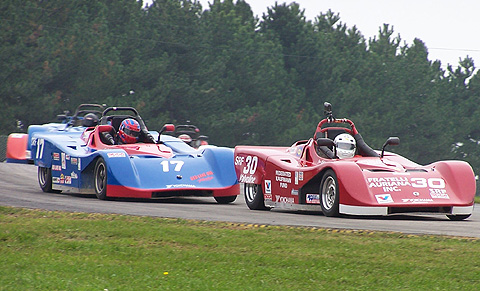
top-left (334, 133), bottom-right (356, 159)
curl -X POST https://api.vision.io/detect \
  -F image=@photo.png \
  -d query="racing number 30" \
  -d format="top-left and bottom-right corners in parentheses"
top-left (242, 156), bottom-right (258, 175)
top-left (411, 178), bottom-right (445, 188)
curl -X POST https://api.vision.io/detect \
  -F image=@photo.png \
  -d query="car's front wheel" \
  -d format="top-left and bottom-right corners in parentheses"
top-left (244, 183), bottom-right (270, 210)
top-left (320, 169), bottom-right (340, 217)
top-left (94, 158), bottom-right (108, 200)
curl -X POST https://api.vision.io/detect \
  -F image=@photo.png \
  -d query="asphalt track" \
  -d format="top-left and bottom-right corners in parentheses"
top-left (1, 163), bottom-right (479, 238)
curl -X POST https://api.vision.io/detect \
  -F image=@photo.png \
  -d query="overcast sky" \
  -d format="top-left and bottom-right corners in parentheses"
top-left (194, 0), bottom-right (480, 70)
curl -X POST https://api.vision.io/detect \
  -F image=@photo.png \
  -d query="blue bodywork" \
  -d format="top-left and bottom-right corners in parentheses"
top-left (31, 130), bottom-right (239, 199)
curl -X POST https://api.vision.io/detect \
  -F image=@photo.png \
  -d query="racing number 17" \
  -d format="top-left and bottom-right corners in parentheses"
top-left (161, 160), bottom-right (184, 172)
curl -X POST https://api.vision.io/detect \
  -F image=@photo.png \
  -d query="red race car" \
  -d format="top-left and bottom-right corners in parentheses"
top-left (234, 102), bottom-right (475, 220)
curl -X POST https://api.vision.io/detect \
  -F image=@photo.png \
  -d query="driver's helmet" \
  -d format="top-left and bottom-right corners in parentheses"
top-left (178, 134), bottom-right (192, 145)
top-left (334, 133), bottom-right (356, 159)
top-left (118, 118), bottom-right (141, 144)
top-left (82, 113), bottom-right (99, 127)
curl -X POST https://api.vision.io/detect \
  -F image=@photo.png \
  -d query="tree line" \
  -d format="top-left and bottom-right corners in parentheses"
top-left (1, 0), bottom-right (480, 173)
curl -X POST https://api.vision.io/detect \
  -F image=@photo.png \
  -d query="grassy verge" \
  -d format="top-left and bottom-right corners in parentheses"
top-left (1, 206), bottom-right (479, 290)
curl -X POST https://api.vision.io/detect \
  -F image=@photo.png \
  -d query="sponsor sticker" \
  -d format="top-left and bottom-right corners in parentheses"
top-left (53, 153), bottom-right (60, 161)
top-left (275, 195), bottom-right (294, 204)
top-left (107, 152), bottom-right (126, 158)
top-left (296, 146), bottom-right (303, 157)
top-left (265, 180), bottom-right (271, 194)
top-left (71, 171), bottom-right (78, 179)
top-left (429, 189), bottom-right (449, 199)
top-left (375, 194), bottom-right (394, 204)
top-left (239, 174), bottom-right (256, 183)
top-left (166, 184), bottom-right (196, 189)
top-left (61, 153), bottom-right (66, 169)
top-left (295, 171), bottom-right (304, 185)
top-left (402, 198), bottom-right (434, 203)
top-left (190, 171), bottom-right (214, 183)
top-left (71, 158), bottom-right (78, 165)
top-left (306, 194), bottom-right (320, 204)
top-left (52, 165), bottom-right (62, 171)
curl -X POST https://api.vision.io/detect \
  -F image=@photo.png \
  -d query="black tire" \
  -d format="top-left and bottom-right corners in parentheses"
top-left (94, 158), bottom-right (108, 200)
top-left (320, 169), bottom-right (340, 217)
top-left (244, 183), bottom-right (270, 210)
top-left (214, 195), bottom-right (237, 204)
top-left (446, 214), bottom-right (471, 221)
top-left (38, 166), bottom-right (54, 193)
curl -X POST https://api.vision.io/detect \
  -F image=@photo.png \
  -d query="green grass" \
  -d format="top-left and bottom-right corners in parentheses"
top-left (1, 206), bottom-right (480, 290)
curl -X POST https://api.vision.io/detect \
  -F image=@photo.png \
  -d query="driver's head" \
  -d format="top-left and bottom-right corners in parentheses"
top-left (334, 133), bottom-right (356, 159)
top-left (178, 134), bottom-right (192, 145)
top-left (118, 118), bottom-right (141, 144)
top-left (82, 113), bottom-right (99, 127)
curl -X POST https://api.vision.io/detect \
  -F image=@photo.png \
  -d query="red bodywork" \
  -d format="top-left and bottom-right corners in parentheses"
top-left (234, 118), bottom-right (475, 217)
top-left (6, 133), bottom-right (29, 161)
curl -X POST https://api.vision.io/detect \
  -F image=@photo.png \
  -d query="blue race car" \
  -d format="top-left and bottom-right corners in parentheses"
top-left (31, 106), bottom-right (239, 203)
top-left (6, 104), bottom-right (104, 163)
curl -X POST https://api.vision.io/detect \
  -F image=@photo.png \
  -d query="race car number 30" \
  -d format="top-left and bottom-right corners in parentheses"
top-left (410, 178), bottom-right (445, 188)
top-left (242, 156), bottom-right (258, 175)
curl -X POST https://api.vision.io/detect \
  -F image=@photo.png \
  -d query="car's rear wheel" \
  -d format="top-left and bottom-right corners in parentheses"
top-left (244, 183), bottom-right (270, 210)
top-left (320, 169), bottom-right (340, 217)
top-left (214, 195), bottom-right (237, 204)
top-left (446, 214), bottom-right (471, 221)
top-left (94, 158), bottom-right (108, 200)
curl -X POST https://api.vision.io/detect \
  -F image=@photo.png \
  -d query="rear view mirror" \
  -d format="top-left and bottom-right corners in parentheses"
top-left (381, 137), bottom-right (400, 158)
top-left (157, 124), bottom-right (175, 143)
top-left (162, 124), bottom-right (175, 133)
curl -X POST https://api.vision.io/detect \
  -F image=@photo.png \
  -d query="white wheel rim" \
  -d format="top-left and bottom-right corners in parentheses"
top-left (244, 184), bottom-right (257, 203)
top-left (39, 168), bottom-right (47, 186)
top-left (322, 176), bottom-right (336, 210)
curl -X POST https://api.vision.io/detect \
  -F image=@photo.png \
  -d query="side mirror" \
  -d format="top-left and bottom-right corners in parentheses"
top-left (157, 124), bottom-right (175, 143)
top-left (381, 137), bottom-right (400, 158)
